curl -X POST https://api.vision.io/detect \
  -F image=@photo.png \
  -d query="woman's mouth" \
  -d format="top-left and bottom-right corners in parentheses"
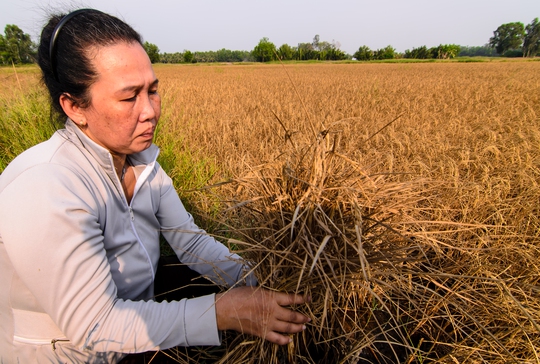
top-left (140, 129), bottom-right (154, 139)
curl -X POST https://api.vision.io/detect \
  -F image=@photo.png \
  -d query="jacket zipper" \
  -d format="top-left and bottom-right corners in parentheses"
top-left (123, 158), bottom-right (157, 280)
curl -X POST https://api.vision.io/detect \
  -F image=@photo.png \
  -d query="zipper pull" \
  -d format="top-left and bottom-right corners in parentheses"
top-left (51, 338), bottom-right (69, 351)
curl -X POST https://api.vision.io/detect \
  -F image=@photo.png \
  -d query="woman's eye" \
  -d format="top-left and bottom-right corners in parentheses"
top-left (149, 89), bottom-right (158, 95)
top-left (122, 96), bottom-right (137, 102)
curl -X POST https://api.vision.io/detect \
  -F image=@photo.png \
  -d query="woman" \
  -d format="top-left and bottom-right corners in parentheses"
top-left (0, 9), bottom-right (310, 363)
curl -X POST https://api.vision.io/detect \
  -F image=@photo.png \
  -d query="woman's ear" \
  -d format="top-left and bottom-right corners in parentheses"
top-left (59, 93), bottom-right (86, 125)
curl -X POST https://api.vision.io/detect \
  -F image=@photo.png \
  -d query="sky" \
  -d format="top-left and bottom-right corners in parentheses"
top-left (1, 0), bottom-right (539, 55)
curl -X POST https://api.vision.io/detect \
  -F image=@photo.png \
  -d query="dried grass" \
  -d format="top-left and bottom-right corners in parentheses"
top-left (154, 62), bottom-right (540, 363)
top-left (212, 124), bottom-right (539, 363)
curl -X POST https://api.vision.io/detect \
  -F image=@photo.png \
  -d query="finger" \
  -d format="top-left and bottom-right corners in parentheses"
top-left (264, 331), bottom-right (293, 346)
top-left (274, 306), bottom-right (311, 324)
top-left (274, 292), bottom-right (308, 307)
top-left (271, 319), bottom-right (307, 335)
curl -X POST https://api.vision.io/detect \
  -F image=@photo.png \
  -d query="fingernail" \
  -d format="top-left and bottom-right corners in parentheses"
top-left (302, 325), bottom-right (307, 330)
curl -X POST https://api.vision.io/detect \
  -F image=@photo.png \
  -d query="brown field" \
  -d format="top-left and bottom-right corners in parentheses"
top-left (153, 61), bottom-right (540, 363)
top-left (157, 61), bottom-right (540, 230)
top-left (2, 61), bottom-right (540, 362)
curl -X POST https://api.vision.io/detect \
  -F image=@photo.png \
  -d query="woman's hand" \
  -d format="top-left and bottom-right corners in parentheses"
top-left (215, 286), bottom-right (311, 345)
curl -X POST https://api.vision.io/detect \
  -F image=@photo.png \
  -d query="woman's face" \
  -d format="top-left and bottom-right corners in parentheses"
top-left (79, 42), bottom-right (161, 156)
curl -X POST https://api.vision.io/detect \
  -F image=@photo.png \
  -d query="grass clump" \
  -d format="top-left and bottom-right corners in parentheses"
top-left (208, 120), bottom-right (540, 363)
top-left (0, 68), bottom-right (54, 171)
top-left (150, 61), bottom-right (539, 363)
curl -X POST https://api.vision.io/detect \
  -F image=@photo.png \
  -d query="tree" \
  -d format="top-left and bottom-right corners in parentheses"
top-left (215, 48), bottom-right (232, 62)
top-left (194, 51), bottom-right (216, 62)
top-left (458, 45), bottom-right (497, 57)
top-left (374, 45), bottom-right (396, 60)
top-left (431, 44), bottom-right (461, 59)
top-left (252, 37), bottom-right (276, 62)
top-left (328, 40), bottom-right (349, 60)
top-left (325, 46), bottom-right (348, 61)
top-left (0, 24), bottom-right (35, 65)
top-left (353, 45), bottom-right (373, 61)
top-left (159, 52), bottom-right (184, 63)
top-left (404, 46), bottom-right (431, 59)
top-left (523, 18), bottom-right (540, 57)
top-left (143, 41), bottom-right (160, 63)
top-left (489, 22), bottom-right (525, 55)
top-left (312, 34), bottom-right (320, 50)
top-left (296, 42), bottom-right (317, 60)
top-left (0, 35), bottom-right (5, 63)
top-left (277, 44), bottom-right (294, 61)
top-left (183, 50), bottom-right (194, 63)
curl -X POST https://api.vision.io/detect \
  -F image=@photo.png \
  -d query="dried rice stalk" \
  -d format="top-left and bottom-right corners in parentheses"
top-left (205, 120), bottom-right (540, 364)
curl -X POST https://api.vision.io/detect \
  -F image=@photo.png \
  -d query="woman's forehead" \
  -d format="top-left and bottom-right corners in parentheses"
top-left (89, 42), bottom-right (155, 85)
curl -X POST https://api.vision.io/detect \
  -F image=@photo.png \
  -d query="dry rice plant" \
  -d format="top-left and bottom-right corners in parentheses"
top-left (154, 62), bottom-right (540, 363)
top-left (209, 119), bottom-right (539, 363)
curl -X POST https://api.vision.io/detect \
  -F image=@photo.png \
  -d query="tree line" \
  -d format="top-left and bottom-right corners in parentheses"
top-left (1, 18), bottom-right (539, 66)
top-left (489, 19), bottom-right (540, 57)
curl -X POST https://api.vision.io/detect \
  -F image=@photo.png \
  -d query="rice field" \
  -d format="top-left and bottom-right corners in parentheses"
top-left (1, 60), bottom-right (539, 363)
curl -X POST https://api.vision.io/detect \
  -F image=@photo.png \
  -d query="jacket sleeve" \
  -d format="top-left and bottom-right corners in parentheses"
top-left (0, 164), bottom-right (221, 352)
top-left (155, 168), bottom-right (257, 288)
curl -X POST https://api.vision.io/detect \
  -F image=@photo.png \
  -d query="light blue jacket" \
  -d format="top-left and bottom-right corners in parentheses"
top-left (0, 119), bottom-right (253, 363)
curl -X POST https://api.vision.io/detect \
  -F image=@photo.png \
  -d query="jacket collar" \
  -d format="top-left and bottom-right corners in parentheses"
top-left (64, 118), bottom-right (160, 183)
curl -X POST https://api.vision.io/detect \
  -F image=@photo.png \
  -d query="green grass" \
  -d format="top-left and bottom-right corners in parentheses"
top-left (0, 87), bottom-right (56, 171)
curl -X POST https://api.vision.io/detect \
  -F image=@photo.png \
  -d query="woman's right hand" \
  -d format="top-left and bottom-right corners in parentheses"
top-left (215, 286), bottom-right (311, 345)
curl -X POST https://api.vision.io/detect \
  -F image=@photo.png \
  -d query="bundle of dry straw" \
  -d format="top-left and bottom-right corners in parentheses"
top-left (194, 118), bottom-right (539, 363)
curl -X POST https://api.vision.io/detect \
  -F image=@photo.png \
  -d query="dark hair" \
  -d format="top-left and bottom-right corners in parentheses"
top-left (37, 9), bottom-right (142, 122)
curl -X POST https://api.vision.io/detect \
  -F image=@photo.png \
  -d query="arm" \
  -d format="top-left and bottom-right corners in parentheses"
top-left (154, 169), bottom-right (310, 345)
top-left (153, 169), bottom-right (310, 345)
top-left (0, 164), bottom-right (219, 352)
top-left (156, 170), bottom-right (256, 287)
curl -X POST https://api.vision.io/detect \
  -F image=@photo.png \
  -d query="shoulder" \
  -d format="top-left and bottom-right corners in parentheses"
top-left (0, 133), bottom-right (92, 197)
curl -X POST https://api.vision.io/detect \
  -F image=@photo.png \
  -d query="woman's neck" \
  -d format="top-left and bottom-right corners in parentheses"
top-left (111, 153), bottom-right (127, 181)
